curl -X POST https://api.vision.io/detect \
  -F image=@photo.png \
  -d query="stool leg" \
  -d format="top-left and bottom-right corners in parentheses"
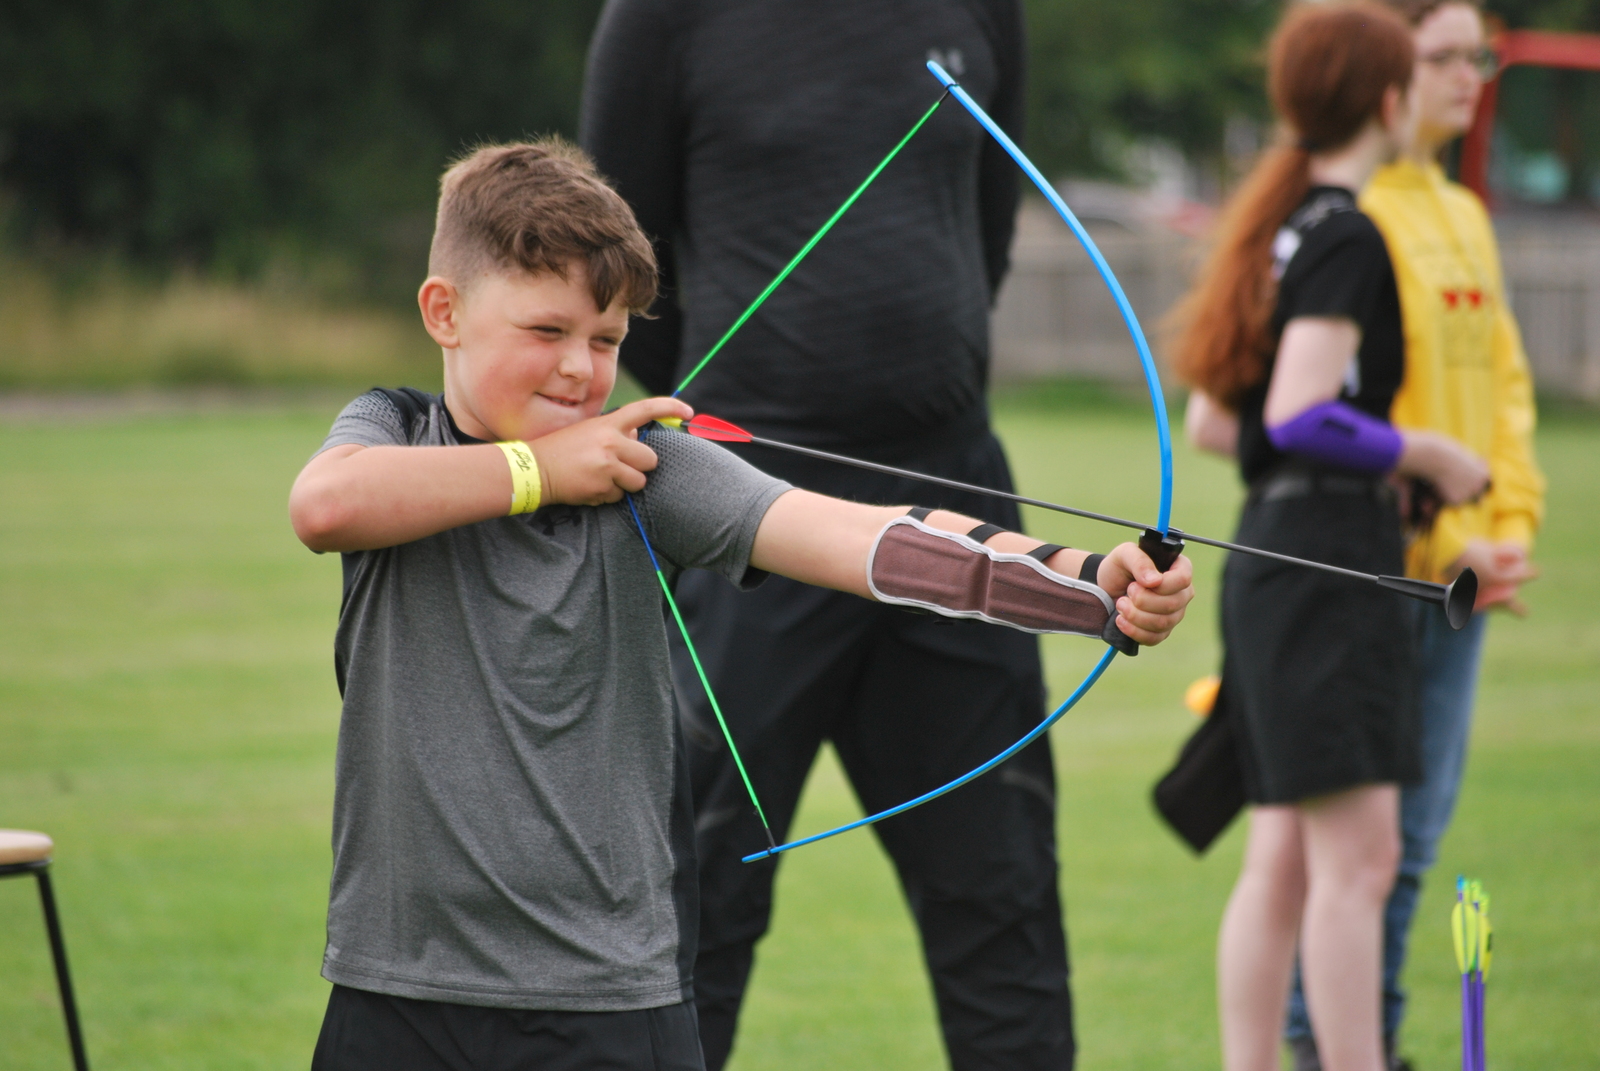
top-left (36, 868), bottom-right (90, 1071)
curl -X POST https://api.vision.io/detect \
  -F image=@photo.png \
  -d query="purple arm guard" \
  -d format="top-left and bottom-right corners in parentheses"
top-left (1266, 399), bottom-right (1403, 473)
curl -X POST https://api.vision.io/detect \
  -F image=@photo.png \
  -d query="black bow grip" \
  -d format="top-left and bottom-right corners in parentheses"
top-left (1101, 529), bottom-right (1186, 656)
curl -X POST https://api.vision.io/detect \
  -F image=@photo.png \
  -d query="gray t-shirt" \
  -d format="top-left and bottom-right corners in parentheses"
top-left (314, 389), bottom-right (790, 1011)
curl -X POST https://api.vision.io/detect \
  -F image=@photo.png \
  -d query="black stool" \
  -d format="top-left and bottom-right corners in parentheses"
top-left (2, 830), bottom-right (90, 1070)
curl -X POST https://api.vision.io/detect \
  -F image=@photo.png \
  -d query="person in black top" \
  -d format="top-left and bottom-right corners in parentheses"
top-left (579, 5), bottom-right (1081, 1070)
top-left (1232, 187), bottom-right (1407, 493)
top-left (1169, 5), bottom-right (1489, 1071)
top-left (580, 0), bottom-right (1022, 442)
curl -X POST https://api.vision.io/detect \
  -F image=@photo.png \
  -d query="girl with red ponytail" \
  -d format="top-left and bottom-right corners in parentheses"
top-left (1169, 5), bottom-right (1490, 1071)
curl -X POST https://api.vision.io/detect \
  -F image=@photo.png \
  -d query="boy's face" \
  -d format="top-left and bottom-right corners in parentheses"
top-left (424, 263), bottom-right (629, 442)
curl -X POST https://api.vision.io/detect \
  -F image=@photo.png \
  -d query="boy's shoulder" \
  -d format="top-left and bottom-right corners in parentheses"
top-left (631, 423), bottom-right (791, 566)
top-left (323, 387), bottom-right (444, 454)
top-left (369, 386), bottom-right (438, 432)
top-left (637, 422), bottom-right (763, 495)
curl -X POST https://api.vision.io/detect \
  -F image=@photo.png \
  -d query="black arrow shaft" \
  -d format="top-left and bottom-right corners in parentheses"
top-left (742, 434), bottom-right (1419, 594)
top-left (745, 434), bottom-right (1140, 532)
top-left (1166, 530), bottom-right (1381, 583)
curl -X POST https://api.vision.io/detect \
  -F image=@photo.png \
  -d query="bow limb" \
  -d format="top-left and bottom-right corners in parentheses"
top-left (928, 59), bottom-right (1175, 535)
top-left (741, 648), bottom-right (1116, 862)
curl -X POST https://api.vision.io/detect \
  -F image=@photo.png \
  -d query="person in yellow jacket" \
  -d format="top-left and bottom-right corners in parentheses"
top-left (1283, 2), bottom-right (1546, 1069)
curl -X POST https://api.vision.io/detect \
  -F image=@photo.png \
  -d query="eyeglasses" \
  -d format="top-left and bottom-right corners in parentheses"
top-left (1420, 46), bottom-right (1500, 80)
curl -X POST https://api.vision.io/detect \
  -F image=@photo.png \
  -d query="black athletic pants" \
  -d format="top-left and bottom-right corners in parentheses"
top-left (311, 985), bottom-right (705, 1071)
top-left (675, 432), bottom-right (1076, 1071)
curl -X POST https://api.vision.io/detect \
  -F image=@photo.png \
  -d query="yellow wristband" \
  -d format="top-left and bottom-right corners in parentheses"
top-left (497, 441), bottom-right (542, 515)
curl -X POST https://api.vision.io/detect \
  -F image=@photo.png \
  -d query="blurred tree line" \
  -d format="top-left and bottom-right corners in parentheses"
top-left (0, 0), bottom-right (605, 302)
top-left (1027, 0), bottom-right (1277, 187)
top-left (3, 0), bottom-right (1596, 304)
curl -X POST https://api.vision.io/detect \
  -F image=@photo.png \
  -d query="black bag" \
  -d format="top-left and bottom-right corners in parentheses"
top-left (1151, 681), bottom-right (1246, 854)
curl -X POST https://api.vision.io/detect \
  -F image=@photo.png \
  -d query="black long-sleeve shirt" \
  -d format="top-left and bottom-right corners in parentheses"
top-left (580, 0), bottom-right (1025, 454)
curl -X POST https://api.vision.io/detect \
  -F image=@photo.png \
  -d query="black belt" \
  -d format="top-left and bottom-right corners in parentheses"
top-left (1250, 468), bottom-right (1395, 505)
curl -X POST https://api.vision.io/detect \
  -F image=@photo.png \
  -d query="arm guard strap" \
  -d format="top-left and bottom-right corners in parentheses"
top-left (867, 514), bottom-right (1114, 638)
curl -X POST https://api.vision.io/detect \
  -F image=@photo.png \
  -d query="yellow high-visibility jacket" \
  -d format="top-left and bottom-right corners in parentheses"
top-left (1361, 158), bottom-right (1546, 583)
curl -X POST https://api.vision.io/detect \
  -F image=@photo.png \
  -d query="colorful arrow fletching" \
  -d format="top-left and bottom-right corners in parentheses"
top-left (1452, 900), bottom-right (1470, 974)
top-left (684, 414), bottom-right (755, 443)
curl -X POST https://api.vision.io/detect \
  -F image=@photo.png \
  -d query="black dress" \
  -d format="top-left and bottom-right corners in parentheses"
top-left (1219, 186), bottom-right (1421, 805)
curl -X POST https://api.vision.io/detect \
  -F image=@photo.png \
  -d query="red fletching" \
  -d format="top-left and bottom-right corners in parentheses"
top-left (685, 414), bottom-right (754, 443)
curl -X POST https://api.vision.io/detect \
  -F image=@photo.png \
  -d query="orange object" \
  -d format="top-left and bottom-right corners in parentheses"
top-left (1184, 675), bottom-right (1221, 717)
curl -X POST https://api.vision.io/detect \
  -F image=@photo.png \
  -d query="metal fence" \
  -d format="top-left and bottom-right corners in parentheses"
top-left (1497, 220), bottom-right (1600, 399)
top-left (991, 200), bottom-right (1600, 401)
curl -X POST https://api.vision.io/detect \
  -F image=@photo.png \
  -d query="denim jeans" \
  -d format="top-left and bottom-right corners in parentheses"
top-left (1285, 607), bottom-right (1489, 1044)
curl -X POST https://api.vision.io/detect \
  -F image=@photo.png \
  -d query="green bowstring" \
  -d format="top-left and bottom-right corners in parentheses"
top-left (625, 489), bottom-right (774, 845)
top-left (672, 90), bottom-right (949, 397)
top-left (647, 89), bottom-right (948, 852)
top-left (654, 569), bottom-right (776, 848)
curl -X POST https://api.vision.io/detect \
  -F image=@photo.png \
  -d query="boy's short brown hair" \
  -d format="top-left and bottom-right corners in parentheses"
top-left (429, 137), bottom-right (658, 313)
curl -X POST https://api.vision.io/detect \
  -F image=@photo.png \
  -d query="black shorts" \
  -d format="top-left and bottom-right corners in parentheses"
top-left (311, 985), bottom-right (706, 1071)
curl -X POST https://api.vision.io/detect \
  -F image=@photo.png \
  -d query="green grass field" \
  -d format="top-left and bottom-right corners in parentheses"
top-left (1, 392), bottom-right (1595, 1070)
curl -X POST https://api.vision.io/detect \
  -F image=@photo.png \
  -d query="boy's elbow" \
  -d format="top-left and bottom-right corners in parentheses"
top-left (289, 481), bottom-right (354, 552)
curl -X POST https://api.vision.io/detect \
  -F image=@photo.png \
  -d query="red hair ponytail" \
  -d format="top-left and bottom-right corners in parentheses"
top-left (1167, 2), bottom-right (1414, 407)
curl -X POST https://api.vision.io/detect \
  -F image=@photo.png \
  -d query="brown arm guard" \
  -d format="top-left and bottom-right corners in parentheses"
top-left (866, 514), bottom-right (1115, 638)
